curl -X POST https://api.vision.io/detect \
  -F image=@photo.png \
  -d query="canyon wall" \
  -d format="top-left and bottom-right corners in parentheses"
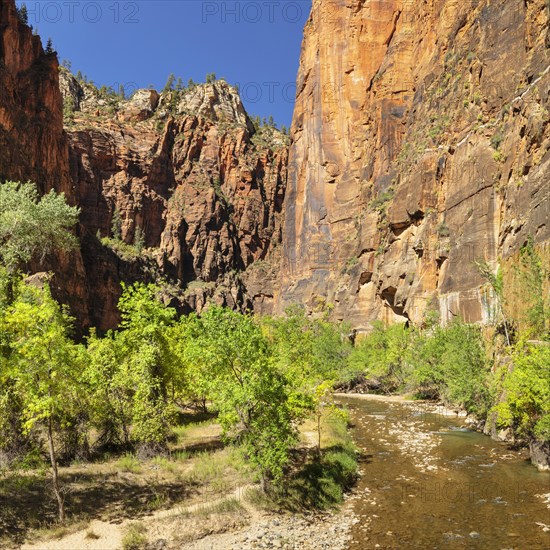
top-left (1, 0), bottom-right (287, 331)
top-left (62, 73), bottom-right (287, 329)
top-left (2, 0), bottom-right (549, 332)
top-left (0, 0), bottom-right (90, 325)
top-left (278, 0), bottom-right (550, 330)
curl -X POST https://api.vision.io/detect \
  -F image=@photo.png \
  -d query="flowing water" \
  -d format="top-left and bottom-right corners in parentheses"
top-left (340, 395), bottom-right (550, 550)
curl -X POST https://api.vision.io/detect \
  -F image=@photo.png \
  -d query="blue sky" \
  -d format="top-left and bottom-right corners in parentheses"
top-left (21, 1), bottom-right (311, 127)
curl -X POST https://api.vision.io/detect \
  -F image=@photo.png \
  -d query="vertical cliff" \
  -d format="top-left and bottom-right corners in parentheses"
top-left (0, 0), bottom-right (90, 326)
top-left (61, 73), bottom-right (288, 329)
top-left (278, 0), bottom-right (550, 330)
top-left (0, 0), bottom-right (70, 192)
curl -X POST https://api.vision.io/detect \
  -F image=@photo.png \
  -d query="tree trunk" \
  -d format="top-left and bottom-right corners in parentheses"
top-left (47, 417), bottom-right (65, 523)
top-left (317, 412), bottom-right (322, 455)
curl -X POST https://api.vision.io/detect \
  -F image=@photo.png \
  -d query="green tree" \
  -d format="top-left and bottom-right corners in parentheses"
top-left (162, 73), bottom-right (176, 94)
top-left (348, 322), bottom-right (411, 392)
top-left (116, 283), bottom-right (176, 446)
top-left (3, 283), bottom-right (85, 522)
top-left (111, 208), bottom-right (122, 240)
top-left (515, 237), bottom-right (549, 338)
top-left (0, 181), bottom-right (79, 300)
top-left (17, 3), bottom-right (28, 24)
top-left (45, 38), bottom-right (54, 54)
top-left (205, 73), bottom-right (217, 84)
top-left (186, 307), bottom-right (307, 489)
top-left (495, 343), bottom-right (550, 442)
top-left (134, 226), bottom-right (145, 253)
top-left (84, 330), bottom-right (132, 447)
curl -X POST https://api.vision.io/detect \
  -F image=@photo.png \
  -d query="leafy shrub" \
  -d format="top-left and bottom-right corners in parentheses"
top-left (495, 344), bottom-right (550, 442)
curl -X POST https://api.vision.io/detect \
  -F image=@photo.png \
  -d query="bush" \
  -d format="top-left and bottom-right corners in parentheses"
top-left (495, 343), bottom-right (550, 442)
top-left (282, 445), bottom-right (358, 511)
top-left (348, 320), bottom-right (491, 415)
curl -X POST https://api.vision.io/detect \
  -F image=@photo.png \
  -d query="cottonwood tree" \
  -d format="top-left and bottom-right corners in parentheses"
top-left (0, 181), bottom-right (80, 301)
top-left (86, 284), bottom-right (176, 450)
top-left (186, 306), bottom-right (307, 489)
top-left (3, 283), bottom-right (85, 523)
top-left (0, 181), bottom-right (80, 473)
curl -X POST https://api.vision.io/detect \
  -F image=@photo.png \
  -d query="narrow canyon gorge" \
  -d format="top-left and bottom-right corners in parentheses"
top-left (1, 0), bottom-right (549, 333)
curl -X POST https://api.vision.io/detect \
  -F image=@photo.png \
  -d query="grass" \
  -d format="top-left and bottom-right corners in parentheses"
top-left (369, 188), bottom-right (395, 213)
top-left (191, 498), bottom-right (245, 518)
top-left (116, 453), bottom-right (142, 473)
top-left (122, 522), bottom-right (148, 550)
top-left (152, 456), bottom-right (178, 473)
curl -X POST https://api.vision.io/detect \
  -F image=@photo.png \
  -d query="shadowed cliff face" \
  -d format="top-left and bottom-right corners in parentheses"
top-left (278, 0), bottom-right (550, 330)
top-left (0, 0), bottom-right (69, 192)
top-left (0, 0), bottom-right (90, 327)
top-left (61, 72), bottom-right (288, 330)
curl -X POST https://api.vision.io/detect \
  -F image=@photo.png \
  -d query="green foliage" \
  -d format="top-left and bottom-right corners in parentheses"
top-left (282, 414), bottom-right (357, 511)
top-left (348, 322), bottom-right (411, 392)
top-left (0, 181), bottom-right (80, 273)
top-left (495, 343), bottom-right (550, 442)
top-left (122, 522), bottom-right (148, 550)
top-left (16, 4), bottom-right (28, 25)
top-left (162, 73), bottom-right (176, 94)
top-left (436, 221), bottom-right (450, 237)
top-left (116, 453), bottom-right (141, 473)
top-left (515, 238), bottom-right (549, 337)
top-left (182, 306), bottom-right (306, 486)
top-left (490, 131), bottom-right (504, 150)
top-left (63, 96), bottom-right (75, 124)
top-left (348, 320), bottom-right (491, 415)
top-left (133, 226), bottom-right (145, 253)
top-left (369, 187), bottom-right (395, 214)
top-left (2, 283), bottom-right (84, 435)
top-left (205, 73), bottom-right (217, 84)
top-left (1, 282), bottom-right (85, 521)
top-left (111, 208), bottom-right (122, 240)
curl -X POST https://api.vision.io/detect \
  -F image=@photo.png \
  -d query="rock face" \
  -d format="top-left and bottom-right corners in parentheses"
top-left (278, 0), bottom-right (550, 330)
top-left (0, 0), bottom-right (287, 331)
top-left (0, 0), bottom-right (90, 326)
top-left (62, 72), bottom-right (287, 330)
top-left (0, 0), bottom-right (69, 192)
top-left (2, 0), bottom-right (549, 335)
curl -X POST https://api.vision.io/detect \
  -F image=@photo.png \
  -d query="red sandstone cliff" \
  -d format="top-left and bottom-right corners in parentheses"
top-left (61, 72), bottom-right (287, 329)
top-left (2, 0), bottom-right (549, 333)
top-left (0, 0), bottom-right (90, 326)
top-left (278, 0), bottom-right (550, 330)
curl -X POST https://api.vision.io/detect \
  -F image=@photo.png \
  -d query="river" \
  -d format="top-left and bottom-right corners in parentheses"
top-left (339, 395), bottom-right (550, 549)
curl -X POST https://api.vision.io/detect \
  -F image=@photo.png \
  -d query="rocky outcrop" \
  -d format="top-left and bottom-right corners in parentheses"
top-left (278, 0), bottom-right (550, 330)
top-left (61, 72), bottom-right (288, 329)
